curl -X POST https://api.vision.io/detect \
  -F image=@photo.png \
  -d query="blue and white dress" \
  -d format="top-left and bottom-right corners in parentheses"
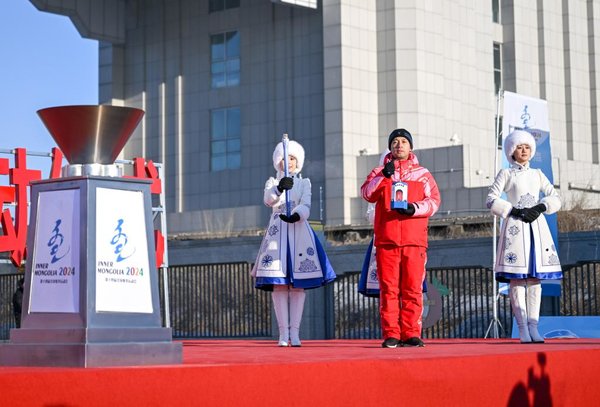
top-left (252, 173), bottom-right (336, 291)
top-left (487, 162), bottom-right (562, 282)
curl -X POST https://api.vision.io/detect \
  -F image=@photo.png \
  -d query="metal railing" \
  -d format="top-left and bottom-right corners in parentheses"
top-left (334, 262), bottom-right (600, 339)
top-left (161, 263), bottom-right (271, 338)
top-left (561, 262), bottom-right (600, 316)
top-left (0, 273), bottom-right (21, 340)
top-left (1, 261), bottom-right (598, 340)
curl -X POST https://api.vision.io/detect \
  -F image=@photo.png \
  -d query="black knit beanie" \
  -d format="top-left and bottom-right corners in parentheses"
top-left (388, 128), bottom-right (413, 150)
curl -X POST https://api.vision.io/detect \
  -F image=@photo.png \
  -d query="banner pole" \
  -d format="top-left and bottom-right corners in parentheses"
top-left (282, 133), bottom-right (291, 217)
top-left (485, 89), bottom-right (504, 339)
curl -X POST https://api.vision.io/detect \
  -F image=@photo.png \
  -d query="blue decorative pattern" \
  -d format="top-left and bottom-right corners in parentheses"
top-left (261, 254), bottom-right (274, 268)
top-left (298, 258), bottom-right (318, 274)
top-left (268, 225), bottom-right (279, 236)
top-left (508, 225), bottom-right (520, 236)
top-left (517, 193), bottom-right (537, 208)
top-left (260, 239), bottom-right (269, 254)
top-left (505, 252), bottom-right (518, 264)
top-left (306, 247), bottom-right (315, 256)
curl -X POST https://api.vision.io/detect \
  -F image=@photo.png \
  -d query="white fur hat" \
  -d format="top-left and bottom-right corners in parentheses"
top-left (272, 140), bottom-right (305, 173)
top-left (504, 129), bottom-right (536, 163)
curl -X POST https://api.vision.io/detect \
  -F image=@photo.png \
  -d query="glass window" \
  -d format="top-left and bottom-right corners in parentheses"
top-left (211, 31), bottom-right (240, 88)
top-left (209, 0), bottom-right (240, 13)
top-left (495, 116), bottom-right (503, 147)
top-left (211, 155), bottom-right (227, 172)
top-left (493, 42), bottom-right (502, 95)
top-left (492, 0), bottom-right (500, 23)
top-left (211, 35), bottom-right (225, 60)
top-left (225, 31), bottom-right (240, 57)
top-left (211, 107), bottom-right (241, 171)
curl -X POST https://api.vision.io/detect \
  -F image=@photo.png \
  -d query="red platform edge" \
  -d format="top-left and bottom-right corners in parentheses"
top-left (1, 338), bottom-right (599, 406)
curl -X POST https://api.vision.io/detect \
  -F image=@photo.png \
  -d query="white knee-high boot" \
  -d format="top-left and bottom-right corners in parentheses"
top-left (272, 286), bottom-right (290, 346)
top-left (289, 288), bottom-right (306, 347)
top-left (526, 279), bottom-right (545, 343)
top-left (509, 280), bottom-right (532, 343)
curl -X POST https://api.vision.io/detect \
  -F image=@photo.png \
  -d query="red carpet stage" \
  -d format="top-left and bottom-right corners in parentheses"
top-left (1, 339), bottom-right (600, 406)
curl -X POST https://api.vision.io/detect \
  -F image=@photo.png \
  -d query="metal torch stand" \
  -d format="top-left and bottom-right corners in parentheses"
top-left (0, 176), bottom-right (181, 367)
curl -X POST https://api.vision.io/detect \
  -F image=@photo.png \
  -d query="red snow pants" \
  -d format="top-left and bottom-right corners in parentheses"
top-left (376, 245), bottom-right (426, 340)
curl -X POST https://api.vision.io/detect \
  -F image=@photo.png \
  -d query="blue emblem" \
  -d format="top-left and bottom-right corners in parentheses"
top-left (268, 225), bottom-right (279, 236)
top-left (369, 270), bottom-right (378, 281)
top-left (306, 247), bottom-right (315, 256)
top-left (505, 252), bottom-right (518, 264)
top-left (48, 219), bottom-right (70, 264)
top-left (261, 254), bottom-right (274, 268)
top-left (508, 225), bottom-right (520, 236)
top-left (111, 219), bottom-right (135, 262)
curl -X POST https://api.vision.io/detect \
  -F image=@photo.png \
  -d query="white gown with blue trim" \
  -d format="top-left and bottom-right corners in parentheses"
top-left (252, 174), bottom-right (336, 290)
top-left (487, 163), bottom-right (562, 281)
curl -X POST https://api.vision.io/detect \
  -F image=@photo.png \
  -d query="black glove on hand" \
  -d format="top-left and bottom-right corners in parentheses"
top-left (395, 202), bottom-right (415, 216)
top-left (279, 213), bottom-right (301, 223)
top-left (510, 207), bottom-right (525, 220)
top-left (277, 177), bottom-right (294, 192)
top-left (382, 160), bottom-right (396, 178)
top-left (522, 203), bottom-right (546, 223)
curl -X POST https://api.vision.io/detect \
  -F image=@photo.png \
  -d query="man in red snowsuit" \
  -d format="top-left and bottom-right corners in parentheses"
top-left (361, 129), bottom-right (441, 348)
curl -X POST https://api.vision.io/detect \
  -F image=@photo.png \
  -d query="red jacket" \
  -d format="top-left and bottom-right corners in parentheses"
top-left (361, 152), bottom-right (441, 248)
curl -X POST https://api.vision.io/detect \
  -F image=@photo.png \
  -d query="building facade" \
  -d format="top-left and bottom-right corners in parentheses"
top-left (32, 0), bottom-right (600, 235)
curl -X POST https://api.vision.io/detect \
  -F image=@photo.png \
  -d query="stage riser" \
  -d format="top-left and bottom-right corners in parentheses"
top-left (0, 339), bottom-right (598, 406)
top-left (0, 342), bottom-right (182, 367)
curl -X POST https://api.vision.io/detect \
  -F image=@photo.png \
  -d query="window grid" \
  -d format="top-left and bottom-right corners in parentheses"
top-left (493, 42), bottom-right (502, 95)
top-left (209, 0), bottom-right (240, 13)
top-left (211, 31), bottom-right (240, 88)
top-left (492, 0), bottom-right (500, 23)
top-left (211, 107), bottom-right (241, 171)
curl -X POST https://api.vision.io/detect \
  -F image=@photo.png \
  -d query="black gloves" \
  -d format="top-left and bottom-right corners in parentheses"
top-left (395, 203), bottom-right (415, 216)
top-left (522, 203), bottom-right (546, 223)
top-left (279, 213), bottom-right (301, 223)
top-left (510, 207), bottom-right (525, 220)
top-left (277, 177), bottom-right (294, 193)
top-left (510, 204), bottom-right (546, 223)
top-left (382, 160), bottom-right (396, 178)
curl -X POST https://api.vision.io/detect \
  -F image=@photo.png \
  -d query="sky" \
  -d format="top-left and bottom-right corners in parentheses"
top-left (0, 1), bottom-right (97, 171)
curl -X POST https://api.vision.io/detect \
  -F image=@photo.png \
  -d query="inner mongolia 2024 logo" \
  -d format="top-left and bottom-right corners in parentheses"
top-left (111, 218), bottom-right (136, 262)
top-left (48, 219), bottom-right (70, 264)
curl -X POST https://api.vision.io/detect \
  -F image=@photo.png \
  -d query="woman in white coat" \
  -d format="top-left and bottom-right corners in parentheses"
top-left (487, 129), bottom-right (562, 343)
top-left (252, 139), bottom-right (336, 347)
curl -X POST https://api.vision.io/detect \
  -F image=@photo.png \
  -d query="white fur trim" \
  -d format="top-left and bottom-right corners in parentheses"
top-left (504, 130), bottom-right (536, 164)
top-left (272, 140), bottom-right (305, 173)
top-left (379, 149), bottom-right (390, 166)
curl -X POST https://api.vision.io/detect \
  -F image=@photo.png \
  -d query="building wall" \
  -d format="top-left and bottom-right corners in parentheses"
top-left (103, 0), bottom-right (329, 234)
top-left (32, 0), bottom-right (600, 234)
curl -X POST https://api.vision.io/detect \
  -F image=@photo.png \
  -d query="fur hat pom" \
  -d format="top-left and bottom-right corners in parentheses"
top-left (504, 129), bottom-right (536, 163)
top-left (272, 140), bottom-right (305, 173)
